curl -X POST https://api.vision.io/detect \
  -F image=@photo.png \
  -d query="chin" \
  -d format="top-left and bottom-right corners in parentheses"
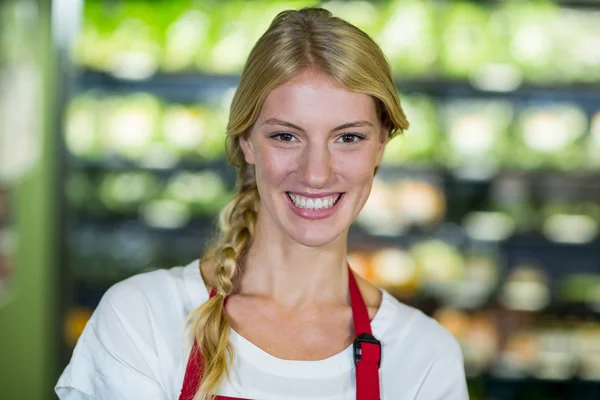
top-left (285, 224), bottom-right (347, 248)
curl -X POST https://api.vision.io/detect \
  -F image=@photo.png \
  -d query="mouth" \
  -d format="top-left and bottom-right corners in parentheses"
top-left (286, 192), bottom-right (343, 211)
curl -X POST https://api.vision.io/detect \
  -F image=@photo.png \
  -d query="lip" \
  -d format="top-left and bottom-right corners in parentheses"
top-left (286, 192), bottom-right (344, 220)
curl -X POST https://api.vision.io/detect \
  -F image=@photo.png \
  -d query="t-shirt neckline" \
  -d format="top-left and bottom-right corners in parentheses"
top-left (182, 259), bottom-right (395, 378)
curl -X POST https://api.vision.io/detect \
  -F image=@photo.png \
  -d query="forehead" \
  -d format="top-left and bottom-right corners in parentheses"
top-left (258, 69), bottom-right (378, 126)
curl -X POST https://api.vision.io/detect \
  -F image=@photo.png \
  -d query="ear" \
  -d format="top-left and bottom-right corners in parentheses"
top-left (375, 127), bottom-right (390, 167)
top-left (239, 133), bottom-right (256, 165)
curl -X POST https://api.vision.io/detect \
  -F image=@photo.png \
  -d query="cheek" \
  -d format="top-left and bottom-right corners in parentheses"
top-left (255, 148), bottom-right (295, 184)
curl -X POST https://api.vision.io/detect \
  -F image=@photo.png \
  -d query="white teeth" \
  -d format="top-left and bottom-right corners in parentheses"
top-left (288, 193), bottom-right (341, 210)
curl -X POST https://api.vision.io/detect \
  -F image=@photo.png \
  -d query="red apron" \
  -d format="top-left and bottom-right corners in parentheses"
top-left (179, 267), bottom-right (381, 400)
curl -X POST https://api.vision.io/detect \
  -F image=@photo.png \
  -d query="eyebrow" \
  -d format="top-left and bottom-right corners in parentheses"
top-left (263, 118), bottom-right (374, 132)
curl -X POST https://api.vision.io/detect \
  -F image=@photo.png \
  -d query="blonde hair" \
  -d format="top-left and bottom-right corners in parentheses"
top-left (185, 7), bottom-right (409, 400)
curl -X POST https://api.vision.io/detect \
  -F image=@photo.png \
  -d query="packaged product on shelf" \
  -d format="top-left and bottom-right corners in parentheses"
top-left (392, 180), bottom-right (446, 228)
top-left (370, 247), bottom-right (420, 297)
top-left (410, 239), bottom-right (465, 300)
top-left (356, 178), bottom-right (401, 235)
top-left (441, 99), bottom-right (513, 178)
top-left (449, 248), bottom-right (500, 309)
top-left (576, 322), bottom-right (600, 381)
top-left (493, 329), bottom-right (539, 378)
top-left (65, 93), bottom-right (102, 160)
top-left (382, 94), bottom-right (440, 166)
top-left (462, 210), bottom-right (516, 242)
top-left (503, 2), bottom-right (561, 83)
top-left (140, 198), bottom-right (191, 230)
top-left (376, 0), bottom-right (437, 78)
top-left (489, 174), bottom-right (536, 234)
top-left (64, 306), bottom-right (94, 348)
top-left (535, 319), bottom-right (578, 380)
top-left (498, 264), bottom-right (550, 312)
top-left (560, 274), bottom-right (600, 309)
top-left (437, 308), bottom-right (500, 377)
top-left (357, 176), bottom-right (445, 235)
top-left (514, 103), bottom-right (588, 171)
top-left (347, 251), bottom-right (372, 281)
top-left (541, 201), bottom-right (599, 244)
top-left (164, 170), bottom-right (231, 216)
top-left (98, 171), bottom-right (161, 213)
top-left (99, 93), bottom-right (162, 161)
top-left (586, 110), bottom-right (600, 170)
top-left (162, 104), bottom-right (210, 158)
top-left (65, 172), bottom-right (96, 211)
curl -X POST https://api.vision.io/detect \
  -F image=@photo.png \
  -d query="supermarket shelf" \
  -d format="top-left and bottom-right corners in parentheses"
top-left (76, 69), bottom-right (600, 102)
top-left (467, 374), bottom-right (600, 400)
top-left (76, 69), bottom-right (240, 104)
top-left (67, 155), bottom-right (237, 181)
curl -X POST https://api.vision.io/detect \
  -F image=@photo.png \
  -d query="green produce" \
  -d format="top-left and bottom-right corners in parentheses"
top-left (203, 0), bottom-right (315, 74)
top-left (438, 2), bottom-right (497, 79)
top-left (99, 93), bottom-right (162, 160)
top-left (162, 104), bottom-right (210, 157)
top-left (440, 99), bottom-right (513, 176)
top-left (513, 104), bottom-right (587, 171)
top-left (321, 0), bottom-right (382, 37)
top-left (376, 0), bottom-right (437, 78)
top-left (552, 9), bottom-right (600, 83)
top-left (382, 93), bottom-right (440, 166)
top-left (541, 201), bottom-right (600, 244)
top-left (410, 239), bottom-right (465, 298)
top-left (502, 1), bottom-right (561, 83)
top-left (586, 111), bottom-right (600, 170)
top-left (99, 172), bottom-right (161, 212)
top-left (162, 2), bottom-right (213, 72)
top-left (65, 93), bottom-right (101, 160)
top-left (164, 170), bottom-right (232, 215)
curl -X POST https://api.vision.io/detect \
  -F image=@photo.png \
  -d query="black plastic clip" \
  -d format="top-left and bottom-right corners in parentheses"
top-left (353, 333), bottom-right (381, 368)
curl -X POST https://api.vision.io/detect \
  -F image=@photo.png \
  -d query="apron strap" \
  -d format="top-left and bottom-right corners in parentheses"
top-left (180, 266), bottom-right (381, 400)
top-left (348, 269), bottom-right (381, 400)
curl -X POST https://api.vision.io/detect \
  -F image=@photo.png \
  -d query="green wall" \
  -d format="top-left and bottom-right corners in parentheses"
top-left (0, 1), bottom-right (58, 399)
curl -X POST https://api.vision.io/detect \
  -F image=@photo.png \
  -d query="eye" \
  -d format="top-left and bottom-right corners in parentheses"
top-left (270, 132), bottom-right (298, 142)
top-left (336, 133), bottom-right (366, 143)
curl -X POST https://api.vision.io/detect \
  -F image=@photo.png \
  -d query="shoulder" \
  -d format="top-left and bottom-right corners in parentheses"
top-left (95, 259), bottom-right (208, 324)
top-left (56, 260), bottom-right (207, 398)
top-left (377, 292), bottom-right (463, 363)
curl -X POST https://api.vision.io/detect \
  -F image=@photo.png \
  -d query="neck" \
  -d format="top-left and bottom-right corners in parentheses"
top-left (238, 215), bottom-right (350, 310)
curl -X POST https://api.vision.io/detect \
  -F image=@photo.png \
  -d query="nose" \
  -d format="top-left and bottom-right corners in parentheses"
top-left (296, 141), bottom-right (335, 188)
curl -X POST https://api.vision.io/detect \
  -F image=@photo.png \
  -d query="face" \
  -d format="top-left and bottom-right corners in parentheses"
top-left (240, 68), bottom-right (388, 248)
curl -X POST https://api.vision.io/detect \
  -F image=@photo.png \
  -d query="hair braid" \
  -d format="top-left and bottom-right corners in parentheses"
top-left (186, 182), bottom-right (259, 400)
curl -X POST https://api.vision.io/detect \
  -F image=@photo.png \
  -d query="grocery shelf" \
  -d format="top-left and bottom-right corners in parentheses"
top-left (76, 68), bottom-right (600, 103)
top-left (67, 155), bottom-right (237, 180)
top-left (77, 69), bottom-right (240, 104)
top-left (467, 374), bottom-right (600, 400)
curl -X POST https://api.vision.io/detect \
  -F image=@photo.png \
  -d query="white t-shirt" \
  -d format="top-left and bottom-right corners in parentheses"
top-left (56, 259), bottom-right (469, 400)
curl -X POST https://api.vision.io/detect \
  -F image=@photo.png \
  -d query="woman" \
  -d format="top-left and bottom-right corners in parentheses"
top-left (56, 7), bottom-right (468, 400)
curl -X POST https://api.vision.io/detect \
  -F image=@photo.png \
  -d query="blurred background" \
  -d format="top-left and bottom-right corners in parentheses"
top-left (1, 0), bottom-right (600, 399)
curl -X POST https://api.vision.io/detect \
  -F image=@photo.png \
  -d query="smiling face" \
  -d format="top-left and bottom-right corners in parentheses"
top-left (240, 68), bottom-right (388, 248)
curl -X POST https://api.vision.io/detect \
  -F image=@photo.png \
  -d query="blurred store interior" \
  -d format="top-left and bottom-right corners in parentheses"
top-left (1, 0), bottom-right (600, 399)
